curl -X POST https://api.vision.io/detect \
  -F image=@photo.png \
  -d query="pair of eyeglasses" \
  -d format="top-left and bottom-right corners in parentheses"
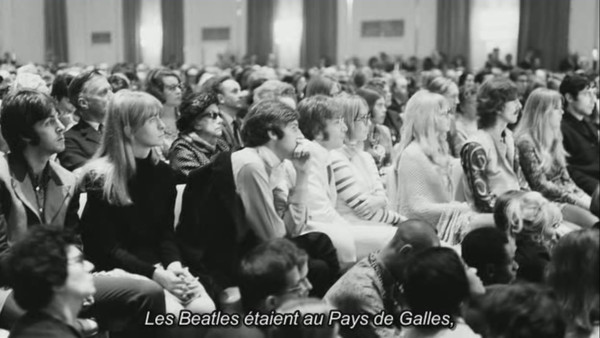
top-left (354, 115), bottom-right (369, 123)
top-left (200, 111), bottom-right (222, 120)
top-left (164, 83), bottom-right (183, 91)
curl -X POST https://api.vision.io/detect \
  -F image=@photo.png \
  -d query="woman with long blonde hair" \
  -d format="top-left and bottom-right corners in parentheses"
top-left (80, 90), bottom-right (216, 316)
top-left (515, 88), bottom-right (597, 228)
top-left (390, 90), bottom-right (494, 245)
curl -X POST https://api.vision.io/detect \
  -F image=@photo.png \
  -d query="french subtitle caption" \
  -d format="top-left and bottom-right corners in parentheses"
top-left (144, 310), bottom-right (455, 329)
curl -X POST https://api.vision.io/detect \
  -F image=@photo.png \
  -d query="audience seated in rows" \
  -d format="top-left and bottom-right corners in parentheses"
top-left (176, 99), bottom-right (340, 296)
top-left (298, 95), bottom-right (396, 262)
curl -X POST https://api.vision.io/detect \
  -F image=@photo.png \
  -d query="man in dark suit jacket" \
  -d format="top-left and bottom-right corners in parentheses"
top-left (58, 71), bottom-right (113, 171)
top-left (559, 75), bottom-right (599, 195)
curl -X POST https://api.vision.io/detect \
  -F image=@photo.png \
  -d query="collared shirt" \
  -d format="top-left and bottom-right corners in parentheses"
top-left (26, 162), bottom-right (52, 219)
top-left (231, 146), bottom-right (308, 240)
top-left (82, 119), bottom-right (101, 132)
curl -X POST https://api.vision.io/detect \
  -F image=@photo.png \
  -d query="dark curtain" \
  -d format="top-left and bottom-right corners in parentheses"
top-left (123, 0), bottom-right (142, 64)
top-left (301, 0), bottom-right (337, 68)
top-left (518, 0), bottom-right (570, 70)
top-left (161, 0), bottom-right (184, 66)
top-left (436, 0), bottom-right (470, 68)
top-left (44, 0), bottom-right (69, 63)
top-left (247, 0), bottom-right (275, 65)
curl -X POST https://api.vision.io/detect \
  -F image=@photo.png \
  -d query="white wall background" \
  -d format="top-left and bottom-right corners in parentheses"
top-left (183, 0), bottom-right (246, 66)
top-left (67, 0), bottom-right (124, 65)
top-left (0, 0), bottom-right (45, 63)
top-left (337, 0), bottom-right (437, 65)
top-left (0, 0), bottom-right (597, 68)
top-left (569, 0), bottom-right (600, 59)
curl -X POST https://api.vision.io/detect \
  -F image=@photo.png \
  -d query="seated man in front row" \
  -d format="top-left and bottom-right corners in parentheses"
top-left (0, 89), bottom-right (165, 338)
top-left (176, 99), bottom-right (339, 297)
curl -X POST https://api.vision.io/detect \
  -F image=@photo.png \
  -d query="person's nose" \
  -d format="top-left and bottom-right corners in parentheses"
top-left (84, 260), bottom-right (95, 273)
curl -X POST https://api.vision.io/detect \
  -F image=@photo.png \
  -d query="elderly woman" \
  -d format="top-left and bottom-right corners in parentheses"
top-left (330, 94), bottom-right (405, 226)
top-left (168, 91), bottom-right (230, 181)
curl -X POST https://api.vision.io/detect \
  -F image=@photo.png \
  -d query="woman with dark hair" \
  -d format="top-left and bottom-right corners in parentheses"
top-left (458, 71), bottom-right (475, 91)
top-left (169, 91), bottom-right (230, 181)
top-left (547, 229), bottom-right (599, 338)
top-left (107, 73), bottom-right (130, 93)
top-left (401, 247), bottom-right (483, 338)
top-left (305, 75), bottom-right (341, 98)
top-left (145, 68), bottom-right (183, 157)
top-left (356, 88), bottom-right (393, 169)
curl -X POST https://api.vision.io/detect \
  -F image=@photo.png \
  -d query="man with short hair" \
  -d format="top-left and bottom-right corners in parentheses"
top-left (559, 75), bottom-right (599, 195)
top-left (203, 76), bottom-right (245, 150)
top-left (58, 70), bottom-right (113, 171)
top-left (462, 227), bottom-right (518, 286)
top-left (176, 99), bottom-right (339, 296)
top-left (0, 89), bottom-right (165, 338)
top-left (324, 219), bottom-right (440, 338)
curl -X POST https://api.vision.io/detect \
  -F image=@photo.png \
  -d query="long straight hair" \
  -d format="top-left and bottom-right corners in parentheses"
top-left (334, 94), bottom-right (369, 143)
top-left (82, 90), bottom-right (162, 206)
top-left (394, 90), bottom-right (450, 168)
top-left (514, 88), bottom-right (568, 170)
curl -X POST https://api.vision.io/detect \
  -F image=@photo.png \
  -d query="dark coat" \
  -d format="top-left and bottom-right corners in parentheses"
top-left (58, 119), bottom-right (102, 171)
top-left (175, 151), bottom-right (257, 288)
top-left (561, 113), bottom-right (600, 195)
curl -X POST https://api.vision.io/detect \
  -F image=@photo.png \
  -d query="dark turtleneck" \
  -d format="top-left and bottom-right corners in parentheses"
top-left (81, 155), bottom-right (180, 278)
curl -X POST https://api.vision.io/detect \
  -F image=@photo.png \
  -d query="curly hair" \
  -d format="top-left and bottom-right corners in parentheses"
top-left (7, 227), bottom-right (79, 311)
top-left (477, 78), bottom-right (518, 129)
top-left (176, 91), bottom-right (219, 133)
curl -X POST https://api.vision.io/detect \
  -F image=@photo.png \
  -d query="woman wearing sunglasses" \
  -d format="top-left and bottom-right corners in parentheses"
top-left (168, 91), bottom-right (230, 182)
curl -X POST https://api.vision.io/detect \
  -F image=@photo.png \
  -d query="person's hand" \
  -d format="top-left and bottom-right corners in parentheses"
top-left (166, 261), bottom-right (186, 277)
top-left (180, 278), bottom-right (204, 304)
top-left (153, 268), bottom-right (188, 300)
top-left (354, 195), bottom-right (384, 217)
top-left (290, 139), bottom-right (312, 174)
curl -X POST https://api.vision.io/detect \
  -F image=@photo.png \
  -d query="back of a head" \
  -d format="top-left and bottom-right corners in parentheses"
top-left (388, 219), bottom-right (439, 253)
top-left (241, 99), bottom-right (298, 147)
top-left (426, 76), bottom-right (455, 97)
top-left (479, 284), bottom-right (566, 338)
top-left (355, 87), bottom-right (381, 112)
top-left (461, 227), bottom-right (511, 285)
top-left (493, 190), bottom-right (526, 234)
top-left (239, 239), bottom-right (307, 312)
top-left (50, 73), bottom-right (75, 101)
top-left (305, 76), bottom-right (335, 97)
top-left (269, 298), bottom-right (338, 338)
top-left (547, 228), bottom-right (599, 333)
top-left (403, 247), bottom-right (470, 317)
top-left (297, 95), bottom-right (340, 141)
top-left (7, 227), bottom-right (78, 312)
top-left (253, 80), bottom-right (295, 103)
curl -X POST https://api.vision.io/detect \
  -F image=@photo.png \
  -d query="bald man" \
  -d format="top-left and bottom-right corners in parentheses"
top-left (324, 219), bottom-right (439, 338)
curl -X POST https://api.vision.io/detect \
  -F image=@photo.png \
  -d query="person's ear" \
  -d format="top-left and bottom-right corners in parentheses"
top-left (217, 93), bottom-right (225, 105)
top-left (267, 129), bottom-right (278, 141)
top-left (484, 264), bottom-right (496, 281)
top-left (78, 96), bottom-right (89, 110)
top-left (123, 125), bottom-right (132, 139)
top-left (264, 295), bottom-right (280, 311)
top-left (565, 93), bottom-right (575, 104)
top-left (397, 244), bottom-right (413, 256)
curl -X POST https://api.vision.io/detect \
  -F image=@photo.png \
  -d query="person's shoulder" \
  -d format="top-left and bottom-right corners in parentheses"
top-left (10, 312), bottom-right (81, 338)
top-left (48, 160), bottom-right (76, 185)
top-left (64, 121), bottom-right (88, 137)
